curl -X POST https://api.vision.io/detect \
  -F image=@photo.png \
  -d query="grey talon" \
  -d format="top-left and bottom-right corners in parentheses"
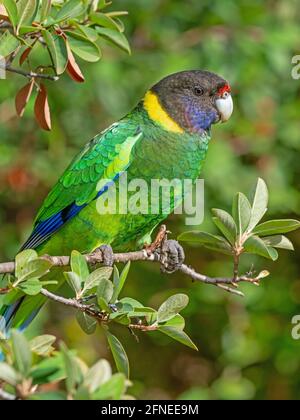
top-left (98, 244), bottom-right (114, 266)
top-left (160, 239), bottom-right (185, 273)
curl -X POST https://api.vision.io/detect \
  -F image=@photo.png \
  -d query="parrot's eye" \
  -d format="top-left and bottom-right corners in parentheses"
top-left (222, 91), bottom-right (230, 99)
top-left (193, 86), bottom-right (204, 96)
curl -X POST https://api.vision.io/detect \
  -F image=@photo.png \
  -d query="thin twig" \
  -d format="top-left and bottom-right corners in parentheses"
top-left (0, 387), bottom-right (16, 401)
top-left (178, 264), bottom-right (246, 297)
top-left (40, 288), bottom-right (106, 321)
top-left (0, 64), bottom-right (59, 81)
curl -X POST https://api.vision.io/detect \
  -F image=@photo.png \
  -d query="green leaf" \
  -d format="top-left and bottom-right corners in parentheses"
top-left (29, 335), bottom-right (56, 356)
top-left (253, 219), bottom-right (300, 236)
top-left (108, 312), bottom-right (130, 326)
top-left (96, 27), bottom-right (130, 54)
top-left (2, 0), bottom-right (18, 29)
top-left (112, 17), bottom-right (125, 33)
top-left (31, 353), bottom-right (66, 385)
top-left (232, 192), bottom-right (251, 235)
top-left (92, 373), bottom-right (126, 400)
top-left (76, 24), bottom-right (98, 42)
top-left (14, 258), bottom-right (52, 285)
top-left (266, 247), bottom-right (279, 261)
top-left (29, 391), bottom-right (67, 400)
top-left (98, 297), bottom-right (111, 312)
top-left (15, 249), bottom-right (37, 279)
top-left (157, 293), bottom-right (189, 323)
top-left (212, 208), bottom-right (237, 244)
top-left (244, 235), bottom-right (278, 261)
top-left (11, 330), bottom-right (32, 377)
top-left (262, 235), bottom-right (294, 250)
top-left (76, 311), bottom-right (97, 335)
top-left (97, 0), bottom-right (112, 10)
top-left (43, 30), bottom-right (68, 75)
top-left (18, 25), bottom-right (40, 35)
top-left (119, 297), bottom-right (144, 308)
top-left (54, 0), bottom-right (86, 23)
top-left (0, 362), bottom-right (19, 385)
top-left (127, 306), bottom-right (157, 319)
top-left (71, 250), bottom-right (89, 282)
top-left (64, 271), bottom-right (82, 297)
top-left (131, 306), bottom-right (156, 314)
top-left (16, 0), bottom-right (37, 34)
top-left (40, 280), bottom-right (58, 286)
top-left (106, 331), bottom-right (129, 378)
top-left (66, 31), bottom-right (101, 62)
top-left (0, 31), bottom-right (23, 61)
top-left (158, 326), bottom-right (198, 351)
top-left (17, 277), bottom-right (42, 295)
top-left (90, 12), bottom-right (121, 31)
top-left (105, 11), bottom-right (129, 18)
top-left (73, 384), bottom-right (90, 400)
top-left (113, 265), bottom-right (119, 287)
top-left (178, 231), bottom-right (232, 255)
top-left (248, 178), bottom-right (269, 231)
top-left (82, 266), bottom-right (113, 296)
top-left (84, 359), bottom-right (112, 393)
top-left (97, 277), bottom-right (113, 304)
top-left (111, 261), bottom-right (130, 303)
top-left (158, 314), bottom-right (185, 330)
top-left (40, 0), bottom-right (51, 22)
top-left (60, 342), bottom-right (83, 393)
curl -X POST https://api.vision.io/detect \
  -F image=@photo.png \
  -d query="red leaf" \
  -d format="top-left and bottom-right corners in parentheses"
top-left (66, 43), bottom-right (85, 83)
top-left (15, 80), bottom-right (34, 117)
top-left (19, 47), bottom-right (32, 66)
top-left (34, 84), bottom-right (51, 131)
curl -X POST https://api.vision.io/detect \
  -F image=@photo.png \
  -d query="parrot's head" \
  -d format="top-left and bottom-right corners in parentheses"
top-left (143, 70), bottom-right (233, 134)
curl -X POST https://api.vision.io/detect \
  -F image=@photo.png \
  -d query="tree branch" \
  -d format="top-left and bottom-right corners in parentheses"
top-left (0, 247), bottom-right (266, 298)
top-left (40, 288), bottom-right (106, 321)
top-left (0, 64), bottom-right (59, 81)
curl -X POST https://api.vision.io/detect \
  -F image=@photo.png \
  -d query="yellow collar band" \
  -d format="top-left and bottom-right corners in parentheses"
top-left (143, 91), bottom-right (184, 133)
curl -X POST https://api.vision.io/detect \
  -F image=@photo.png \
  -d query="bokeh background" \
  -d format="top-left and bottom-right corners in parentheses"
top-left (1, 0), bottom-right (300, 400)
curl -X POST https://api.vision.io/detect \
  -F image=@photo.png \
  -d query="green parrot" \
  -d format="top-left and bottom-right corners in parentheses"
top-left (0, 70), bottom-right (233, 333)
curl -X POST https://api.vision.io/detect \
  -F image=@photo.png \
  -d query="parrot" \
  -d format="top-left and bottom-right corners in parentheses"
top-left (0, 70), bottom-right (233, 335)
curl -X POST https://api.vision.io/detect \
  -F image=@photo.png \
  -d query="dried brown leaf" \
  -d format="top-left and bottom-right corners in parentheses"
top-left (34, 83), bottom-right (51, 131)
top-left (15, 80), bottom-right (34, 117)
top-left (19, 47), bottom-right (32, 66)
top-left (66, 43), bottom-right (85, 83)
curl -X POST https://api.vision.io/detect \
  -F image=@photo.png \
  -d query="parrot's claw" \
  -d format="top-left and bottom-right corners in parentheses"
top-left (97, 244), bottom-right (114, 266)
top-left (160, 239), bottom-right (185, 273)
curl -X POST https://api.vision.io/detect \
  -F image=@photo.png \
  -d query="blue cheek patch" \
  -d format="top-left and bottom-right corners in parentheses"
top-left (186, 104), bottom-right (218, 132)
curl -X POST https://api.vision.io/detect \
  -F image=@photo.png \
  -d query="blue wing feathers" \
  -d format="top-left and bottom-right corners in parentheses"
top-left (20, 172), bottom-right (122, 251)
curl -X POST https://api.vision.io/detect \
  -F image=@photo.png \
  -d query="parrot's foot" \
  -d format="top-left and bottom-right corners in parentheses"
top-left (160, 239), bottom-right (185, 274)
top-left (97, 244), bottom-right (114, 266)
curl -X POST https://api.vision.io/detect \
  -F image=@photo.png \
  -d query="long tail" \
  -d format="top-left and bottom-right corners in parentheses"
top-left (0, 291), bottom-right (45, 336)
top-left (0, 290), bottom-right (44, 361)
top-left (0, 266), bottom-right (62, 339)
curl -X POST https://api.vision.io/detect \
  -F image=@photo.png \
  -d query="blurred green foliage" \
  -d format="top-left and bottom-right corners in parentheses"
top-left (1, 0), bottom-right (300, 400)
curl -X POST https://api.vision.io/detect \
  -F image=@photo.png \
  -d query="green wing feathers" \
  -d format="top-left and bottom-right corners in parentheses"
top-left (34, 121), bottom-right (143, 224)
